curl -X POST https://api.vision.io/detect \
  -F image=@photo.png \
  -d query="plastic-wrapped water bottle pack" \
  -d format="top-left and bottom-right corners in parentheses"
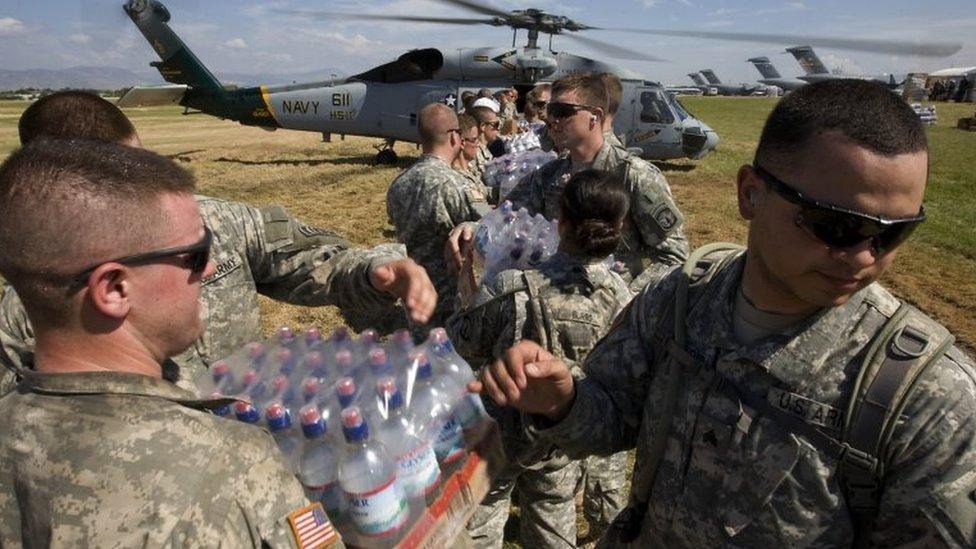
top-left (473, 200), bottom-right (560, 286)
top-left (195, 326), bottom-right (489, 546)
top-left (482, 148), bottom-right (557, 202)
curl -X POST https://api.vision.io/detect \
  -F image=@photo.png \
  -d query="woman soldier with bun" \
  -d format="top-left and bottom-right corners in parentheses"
top-left (447, 169), bottom-right (633, 548)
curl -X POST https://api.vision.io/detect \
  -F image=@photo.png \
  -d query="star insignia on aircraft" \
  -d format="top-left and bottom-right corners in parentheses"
top-left (443, 93), bottom-right (458, 107)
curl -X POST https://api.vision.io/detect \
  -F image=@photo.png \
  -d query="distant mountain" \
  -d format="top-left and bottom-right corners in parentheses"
top-left (0, 66), bottom-right (346, 91)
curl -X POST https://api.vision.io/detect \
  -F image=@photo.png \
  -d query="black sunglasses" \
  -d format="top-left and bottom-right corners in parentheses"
top-left (482, 120), bottom-right (500, 129)
top-left (546, 102), bottom-right (598, 120)
top-left (461, 136), bottom-right (480, 144)
top-left (71, 226), bottom-right (213, 286)
top-left (532, 100), bottom-right (549, 108)
top-left (753, 164), bottom-right (925, 253)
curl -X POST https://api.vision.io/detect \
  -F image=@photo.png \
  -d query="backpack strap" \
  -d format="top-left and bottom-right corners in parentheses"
top-left (841, 302), bottom-right (954, 548)
top-left (614, 242), bottom-right (744, 542)
top-left (521, 270), bottom-right (556, 356)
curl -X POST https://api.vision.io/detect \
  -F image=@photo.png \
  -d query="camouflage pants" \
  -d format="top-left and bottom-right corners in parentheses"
top-left (467, 459), bottom-right (581, 549)
top-left (581, 451), bottom-right (630, 537)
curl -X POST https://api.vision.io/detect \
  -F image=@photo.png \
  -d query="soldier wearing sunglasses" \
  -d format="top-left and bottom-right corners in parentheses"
top-left (473, 80), bottom-right (976, 548)
top-left (504, 74), bottom-right (690, 287)
top-left (0, 91), bottom-right (437, 393)
top-left (0, 140), bottom-right (343, 547)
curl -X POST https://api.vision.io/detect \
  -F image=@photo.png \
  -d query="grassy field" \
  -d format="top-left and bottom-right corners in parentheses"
top-left (0, 97), bottom-right (974, 545)
top-left (0, 97), bottom-right (974, 354)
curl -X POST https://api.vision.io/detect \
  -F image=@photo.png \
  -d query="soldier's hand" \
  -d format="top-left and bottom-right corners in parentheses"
top-left (468, 340), bottom-right (576, 422)
top-left (369, 259), bottom-right (437, 324)
top-left (445, 223), bottom-right (476, 275)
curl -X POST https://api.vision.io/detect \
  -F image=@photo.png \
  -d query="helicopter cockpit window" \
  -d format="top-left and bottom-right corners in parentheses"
top-left (353, 48), bottom-right (444, 84)
top-left (640, 91), bottom-right (675, 125)
top-left (668, 93), bottom-right (691, 121)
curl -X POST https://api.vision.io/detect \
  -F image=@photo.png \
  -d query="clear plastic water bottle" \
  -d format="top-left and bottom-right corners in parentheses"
top-left (265, 402), bottom-right (302, 473)
top-left (427, 328), bottom-right (487, 429)
top-left (410, 353), bottom-right (467, 465)
top-left (298, 405), bottom-right (345, 519)
top-left (305, 327), bottom-right (325, 352)
top-left (373, 377), bottom-right (441, 503)
top-left (338, 406), bottom-right (408, 540)
top-left (303, 351), bottom-right (328, 380)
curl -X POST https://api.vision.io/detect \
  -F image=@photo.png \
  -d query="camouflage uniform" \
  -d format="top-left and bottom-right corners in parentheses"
top-left (505, 139), bottom-right (689, 285)
top-left (0, 195), bottom-right (406, 391)
top-left (386, 154), bottom-right (490, 327)
top-left (535, 249), bottom-right (976, 548)
top-left (468, 144), bottom-right (494, 183)
top-left (604, 130), bottom-right (626, 150)
top-left (0, 370), bottom-right (343, 548)
top-left (447, 252), bottom-right (632, 548)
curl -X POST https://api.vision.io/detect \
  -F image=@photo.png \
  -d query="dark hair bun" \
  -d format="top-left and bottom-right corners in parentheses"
top-left (576, 219), bottom-right (620, 257)
top-left (559, 169), bottom-right (630, 258)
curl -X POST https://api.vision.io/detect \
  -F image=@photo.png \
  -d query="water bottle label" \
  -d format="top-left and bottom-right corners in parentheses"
top-left (304, 480), bottom-right (345, 518)
top-left (343, 477), bottom-right (408, 537)
top-left (434, 416), bottom-right (466, 464)
top-left (395, 442), bottom-right (441, 498)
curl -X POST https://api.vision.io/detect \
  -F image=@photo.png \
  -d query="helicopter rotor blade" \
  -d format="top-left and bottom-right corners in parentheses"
top-left (561, 33), bottom-right (667, 62)
top-left (600, 28), bottom-right (962, 57)
top-left (280, 10), bottom-right (492, 25)
top-left (430, 0), bottom-right (514, 20)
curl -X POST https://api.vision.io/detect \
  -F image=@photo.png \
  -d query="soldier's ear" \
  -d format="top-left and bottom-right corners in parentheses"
top-left (86, 263), bottom-right (132, 320)
top-left (737, 165), bottom-right (762, 221)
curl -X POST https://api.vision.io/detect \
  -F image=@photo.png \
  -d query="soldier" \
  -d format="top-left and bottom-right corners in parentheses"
top-left (448, 170), bottom-right (632, 548)
top-left (0, 139), bottom-right (342, 547)
top-left (466, 105), bottom-right (502, 182)
top-left (598, 72), bottom-right (626, 149)
top-left (527, 83), bottom-right (556, 153)
top-left (491, 74), bottom-right (689, 286)
top-left (0, 91), bottom-right (436, 392)
top-left (454, 113), bottom-right (494, 202)
top-left (387, 103), bottom-right (490, 329)
top-left (474, 80), bottom-right (976, 547)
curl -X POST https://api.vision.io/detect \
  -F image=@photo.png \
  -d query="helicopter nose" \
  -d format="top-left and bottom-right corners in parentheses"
top-left (681, 123), bottom-right (720, 159)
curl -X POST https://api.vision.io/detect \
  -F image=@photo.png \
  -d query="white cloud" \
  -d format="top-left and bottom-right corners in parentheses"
top-left (642, 0), bottom-right (659, 7)
top-left (69, 33), bottom-right (91, 45)
top-left (224, 37), bottom-right (248, 49)
top-left (0, 17), bottom-right (26, 36)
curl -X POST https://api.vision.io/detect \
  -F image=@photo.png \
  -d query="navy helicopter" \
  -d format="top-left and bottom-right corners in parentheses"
top-left (120, 0), bottom-right (961, 164)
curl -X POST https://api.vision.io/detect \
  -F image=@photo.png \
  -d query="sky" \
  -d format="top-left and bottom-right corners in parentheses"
top-left (0, 0), bottom-right (973, 85)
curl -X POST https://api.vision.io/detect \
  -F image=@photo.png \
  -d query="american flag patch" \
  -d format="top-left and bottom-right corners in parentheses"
top-left (287, 502), bottom-right (339, 549)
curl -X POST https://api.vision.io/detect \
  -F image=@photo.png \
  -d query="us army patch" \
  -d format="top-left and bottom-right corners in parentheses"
top-left (201, 257), bottom-right (241, 286)
top-left (651, 203), bottom-right (678, 231)
top-left (287, 502), bottom-right (339, 548)
top-left (767, 387), bottom-right (845, 431)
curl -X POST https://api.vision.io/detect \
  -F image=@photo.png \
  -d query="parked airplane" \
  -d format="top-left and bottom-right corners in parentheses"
top-left (698, 69), bottom-right (778, 96)
top-left (747, 56), bottom-right (806, 91)
top-left (786, 46), bottom-right (900, 87)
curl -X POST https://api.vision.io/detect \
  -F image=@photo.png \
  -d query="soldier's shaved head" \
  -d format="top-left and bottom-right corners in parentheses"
top-left (418, 102), bottom-right (459, 147)
top-left (19, 91), bottom-right (140, 147)
top-left (0, 139), bottom-right (195, 325)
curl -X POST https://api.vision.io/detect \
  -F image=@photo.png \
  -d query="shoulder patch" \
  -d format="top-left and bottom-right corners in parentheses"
top-left (287, 502), bottom-right (340, 549)
top-left (651, 203), bottom-right (679, 231)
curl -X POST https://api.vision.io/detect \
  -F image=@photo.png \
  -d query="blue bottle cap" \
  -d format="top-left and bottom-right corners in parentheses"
top-left (341, 407), bottom-right (369, 442)
top-left (300, 406), bottom-right (327, 438)
top-left (336, 377), bottom-right (357, 408)
top-left (265, 402), bottom-right (292, 432)
top-left (234, 401), bottom-right (260, 424)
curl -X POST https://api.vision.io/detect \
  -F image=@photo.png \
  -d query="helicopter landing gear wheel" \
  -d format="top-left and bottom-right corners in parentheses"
top-left (376, 148), bottom-right (398, 165)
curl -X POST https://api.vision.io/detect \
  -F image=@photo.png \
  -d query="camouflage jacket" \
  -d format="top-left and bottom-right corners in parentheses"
top-left (446, 252), bottom-right (632, 370)
top-left (538, 251), bottom-right (976, 547)
top-left (386, 154), bottom-right (490, 323)
top-left (505, 139), bottom-right (689, 283)
top-left (0, 195), bottom-right (404, 391)
top-left (0, 370), bottom-right (342, 548)
top-left (469, 144), bottom-right (494, 183)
